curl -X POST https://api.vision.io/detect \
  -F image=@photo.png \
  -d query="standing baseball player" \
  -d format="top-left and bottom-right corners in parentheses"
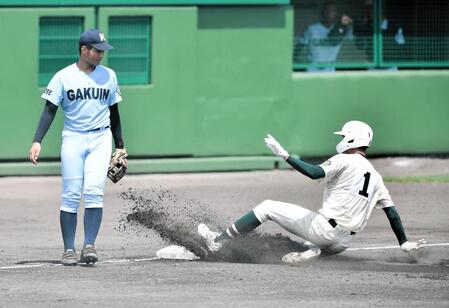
top-left (199, 121), bottom-right (425, 262)
top-left (28, 29), bottom-right (127, 266)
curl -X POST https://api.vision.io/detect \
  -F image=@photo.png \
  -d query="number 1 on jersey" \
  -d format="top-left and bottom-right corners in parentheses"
top-left (359, 172), bottom-right (371, 197)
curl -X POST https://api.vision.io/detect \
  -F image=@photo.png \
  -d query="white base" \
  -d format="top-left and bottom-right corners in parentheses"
top-left (156, 245), bottom-right (199, 260)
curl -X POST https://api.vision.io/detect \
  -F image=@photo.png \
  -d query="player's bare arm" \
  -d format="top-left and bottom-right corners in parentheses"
top-left (29, 100), bottom-right (58, 164)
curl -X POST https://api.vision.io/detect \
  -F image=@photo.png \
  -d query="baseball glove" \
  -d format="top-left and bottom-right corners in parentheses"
top-left (107, 148), bottom-right (128, 183)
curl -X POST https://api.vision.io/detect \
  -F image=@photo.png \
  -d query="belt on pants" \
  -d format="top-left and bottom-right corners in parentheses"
top-left (328, 219), bottom-right (356, 235)
top-left (88, 125), bottom-right (110, 132)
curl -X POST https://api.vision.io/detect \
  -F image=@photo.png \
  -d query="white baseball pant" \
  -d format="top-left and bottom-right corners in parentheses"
top-left (253, 200), bottom-right (354, 254)
top-left (60, 128), bottom-right (112, 213)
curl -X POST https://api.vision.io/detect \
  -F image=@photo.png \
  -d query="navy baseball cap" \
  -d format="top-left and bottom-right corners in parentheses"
top-left (79, 29), bottom-right (113, 51)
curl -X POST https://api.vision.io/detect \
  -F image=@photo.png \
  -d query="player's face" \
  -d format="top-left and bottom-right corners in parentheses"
top-left (323, 4), bottom-right (338, 24)
top-left (81, 46), bottom-right (104, 66)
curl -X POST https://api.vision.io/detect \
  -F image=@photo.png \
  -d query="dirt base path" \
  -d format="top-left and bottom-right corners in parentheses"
top-left (1, 157), bottom-right (448, 307)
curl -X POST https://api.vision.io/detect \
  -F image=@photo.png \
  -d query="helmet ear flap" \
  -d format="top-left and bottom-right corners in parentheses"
top-left (334, 121), bottom-right (373, 153)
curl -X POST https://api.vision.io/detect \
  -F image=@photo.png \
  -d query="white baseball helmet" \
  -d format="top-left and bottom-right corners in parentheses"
top-left (334, 120), bottom-right (373, 154)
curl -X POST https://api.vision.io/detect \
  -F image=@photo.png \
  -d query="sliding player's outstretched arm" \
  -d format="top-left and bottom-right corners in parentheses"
top-left (383, 206), bottom-right (425, 252)
top-left (264, 134), bottom-right (324, 180)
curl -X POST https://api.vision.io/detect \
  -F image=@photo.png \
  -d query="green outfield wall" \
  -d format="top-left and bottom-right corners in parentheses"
top-left (288, 71), bottom-right (449, 156)
top-left (0, 0), bottom-right (288, 5)
top-left (1, 5), bottom-right (448, 175)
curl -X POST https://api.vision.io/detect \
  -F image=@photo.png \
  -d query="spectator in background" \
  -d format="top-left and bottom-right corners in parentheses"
top-left (354, 0), bottom-right (405, 69)
top-left (296, 1), bottom-right (354, 72)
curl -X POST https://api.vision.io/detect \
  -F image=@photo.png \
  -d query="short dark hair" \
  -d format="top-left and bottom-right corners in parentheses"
top-left (322, 1), bottom-right (337, 14)
top-left (323, 0), bottom-right (337, 8)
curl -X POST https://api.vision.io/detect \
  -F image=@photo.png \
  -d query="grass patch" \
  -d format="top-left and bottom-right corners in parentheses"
top-left (384, 174), bottom-right (449, 184)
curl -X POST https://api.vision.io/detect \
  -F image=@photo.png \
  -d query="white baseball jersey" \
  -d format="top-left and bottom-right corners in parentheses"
top-left (319, 153), bottom-right (394, 233)
top-left (42, 63), bottom-right (122, 132)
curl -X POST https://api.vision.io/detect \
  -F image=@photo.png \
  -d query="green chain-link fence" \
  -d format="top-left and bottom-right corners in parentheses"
top-left (293, 0), bottom-right (449, 71)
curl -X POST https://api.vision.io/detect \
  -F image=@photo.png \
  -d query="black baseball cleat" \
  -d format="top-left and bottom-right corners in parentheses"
top-left (80, 245), bottom-right (98, 264)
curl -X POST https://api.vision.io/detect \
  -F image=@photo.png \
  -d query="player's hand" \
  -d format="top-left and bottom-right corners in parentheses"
top-left (400, 239), bottom-right (426, 252)
top-left (341, 15), bottom-right (353, 25)
top-left (122, 158), bottom-right (128, 168)
top-left (29, 142), bottom-right (41, 165)
top-left (264, 134), bottom-right (289, 160)
top-left (113, 148), bottom-right (128, 167)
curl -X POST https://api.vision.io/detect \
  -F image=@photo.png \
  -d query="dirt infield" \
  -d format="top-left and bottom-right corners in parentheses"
top-left (1, 157), bottom-right (448, 307)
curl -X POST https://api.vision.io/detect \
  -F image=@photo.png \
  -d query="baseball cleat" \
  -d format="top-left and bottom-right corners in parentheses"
top-left (198, 223), bottom-right (223, 252)
top-left (61, 249), bottom-right (78, 266)
top-left (80, 245), bottom-right (98, 264)
top-left (282, 247), bottom-right (321, 263)
top-left (302, 240), bottom-right (316, 249)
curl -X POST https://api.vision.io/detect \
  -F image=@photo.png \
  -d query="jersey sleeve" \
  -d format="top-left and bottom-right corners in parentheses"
top-left (115, 85), bottom-right (122, 104)
top-left (41, 73), bottom-right (63, 106)
top-left (302, 26), bottom-right (311, 45)
top-left (319, 154), bottom-right (347, 181)
top-left (109, 71), bottom-right (122, 106)
top-left (375, 177), bottom-right (395, 209)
